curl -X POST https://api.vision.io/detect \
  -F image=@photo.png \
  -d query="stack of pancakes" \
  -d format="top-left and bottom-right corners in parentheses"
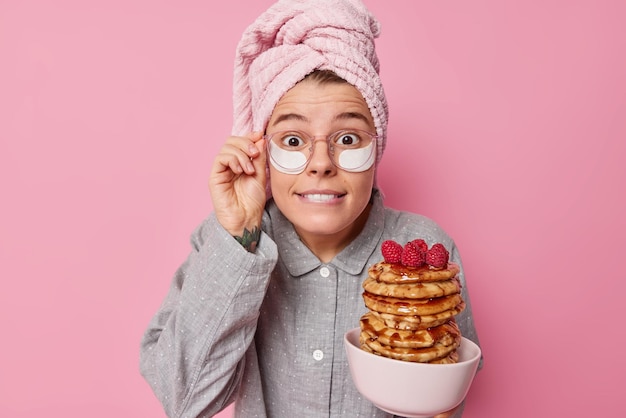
top-left (359, 261), bottom-right (466, 364)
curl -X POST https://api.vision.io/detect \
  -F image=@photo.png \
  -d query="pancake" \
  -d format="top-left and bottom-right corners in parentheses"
top-left (363, 292), bottom-right (462, 316)
top-left (360, 330), bottom-right (461, 363)
top-left (363, 276), bottom-right (461, 299)
top-left (370, 302), bottom-right (466, 330)
top-left (360, 312), bottom-right (460, 349)
top-left (369, 262), bottom-right (460, 284)
top-left (429, 350), bottom-right (460, 364)
top-left (361, 344), bottom-right (459, 364)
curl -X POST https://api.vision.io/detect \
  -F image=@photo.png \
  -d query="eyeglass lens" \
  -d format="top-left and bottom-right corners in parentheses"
top-left (267, 130), bottom-right (376, 174)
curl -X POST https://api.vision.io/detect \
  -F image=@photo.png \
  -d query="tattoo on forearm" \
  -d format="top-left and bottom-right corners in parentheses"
top-left (234, 226), bottom-right (260, 252)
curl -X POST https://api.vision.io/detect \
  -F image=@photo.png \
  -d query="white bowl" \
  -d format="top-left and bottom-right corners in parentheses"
top-left (344, 327), bottom-right (481, 418)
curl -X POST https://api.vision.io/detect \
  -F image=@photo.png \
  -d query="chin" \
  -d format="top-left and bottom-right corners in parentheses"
top-left (299, 216), bottom-right (358, 235)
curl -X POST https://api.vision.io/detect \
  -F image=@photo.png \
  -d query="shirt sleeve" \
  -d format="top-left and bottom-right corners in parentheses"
top-left (139, 213), bottom-right (278, 418)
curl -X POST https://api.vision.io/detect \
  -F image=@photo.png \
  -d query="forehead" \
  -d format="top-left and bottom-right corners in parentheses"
top-left (268, 79), bottom-right (374, 129)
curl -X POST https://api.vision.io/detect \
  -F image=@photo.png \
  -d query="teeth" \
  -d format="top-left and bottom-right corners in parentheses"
top-left (302, 194), bottom-right (337, 202)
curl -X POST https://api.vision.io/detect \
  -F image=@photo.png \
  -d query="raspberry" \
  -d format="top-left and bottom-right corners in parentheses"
top-left (426, 243), bottom-right (449, 268)
top-left (401, 242), bottom-right (426, 267)
top-left (381, 240), bottom-right (403, 263)
top-left (409, 239), bottom-right (428, 254)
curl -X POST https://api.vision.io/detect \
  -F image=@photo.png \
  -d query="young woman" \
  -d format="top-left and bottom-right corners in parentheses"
top-left (140, 2), bottom-right (480, 417)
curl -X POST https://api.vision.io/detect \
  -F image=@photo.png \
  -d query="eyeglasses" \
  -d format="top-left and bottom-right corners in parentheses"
top-left (265, 129), bottom-right (377, 174)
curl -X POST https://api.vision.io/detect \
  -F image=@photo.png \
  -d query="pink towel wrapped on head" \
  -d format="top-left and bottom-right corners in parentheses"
top-left (232, 0), bottom-right (389, 167)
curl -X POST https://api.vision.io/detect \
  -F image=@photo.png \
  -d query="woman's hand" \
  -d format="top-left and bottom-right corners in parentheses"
top-left (209, 132), bottom-right (267, 248)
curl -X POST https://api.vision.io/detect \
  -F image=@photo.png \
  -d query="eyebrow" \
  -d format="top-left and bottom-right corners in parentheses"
top-left (271, 113), bottom-right (308, 126)
top-left (335, 111), bottom-right (371, 124)
top-left (270, 111), bottom-right (371, 127)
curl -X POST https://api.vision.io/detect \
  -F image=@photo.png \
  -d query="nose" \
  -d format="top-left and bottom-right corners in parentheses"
top-left (306, 138), bottom-right (336, 175)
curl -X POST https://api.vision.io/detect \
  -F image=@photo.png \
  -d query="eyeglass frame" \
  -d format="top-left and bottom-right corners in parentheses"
top-left (264, 129), bottom-right (378, 174)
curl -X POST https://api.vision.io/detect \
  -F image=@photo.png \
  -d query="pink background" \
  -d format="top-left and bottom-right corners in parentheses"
top-left (1, 0), bottom-right (624, 417)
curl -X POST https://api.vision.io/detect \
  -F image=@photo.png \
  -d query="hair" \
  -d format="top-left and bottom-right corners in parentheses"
top-left (303, 69), bottom-right (349, 85)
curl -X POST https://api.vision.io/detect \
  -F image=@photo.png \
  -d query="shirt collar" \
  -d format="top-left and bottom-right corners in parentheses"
top-left (266, 189), bottom-right (385, 277)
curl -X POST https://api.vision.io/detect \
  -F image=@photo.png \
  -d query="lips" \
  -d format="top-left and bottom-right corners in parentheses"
top-left (298, 191), bottom-right (346, 203)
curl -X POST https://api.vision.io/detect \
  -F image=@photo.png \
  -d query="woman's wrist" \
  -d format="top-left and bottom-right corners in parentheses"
top-left (233, 225), bottom-right (261, 252)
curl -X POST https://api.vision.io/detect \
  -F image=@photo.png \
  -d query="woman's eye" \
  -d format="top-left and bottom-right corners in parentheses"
top-left (282, 135), bottom-right (304, 147)
top-left (336, 133), bottom-right (360, 146)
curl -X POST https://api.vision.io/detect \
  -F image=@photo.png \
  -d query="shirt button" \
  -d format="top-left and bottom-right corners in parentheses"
top-left (319, 267), bottom-right (330, 278)
top-left (313, 349), bottom-right (324, 361)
